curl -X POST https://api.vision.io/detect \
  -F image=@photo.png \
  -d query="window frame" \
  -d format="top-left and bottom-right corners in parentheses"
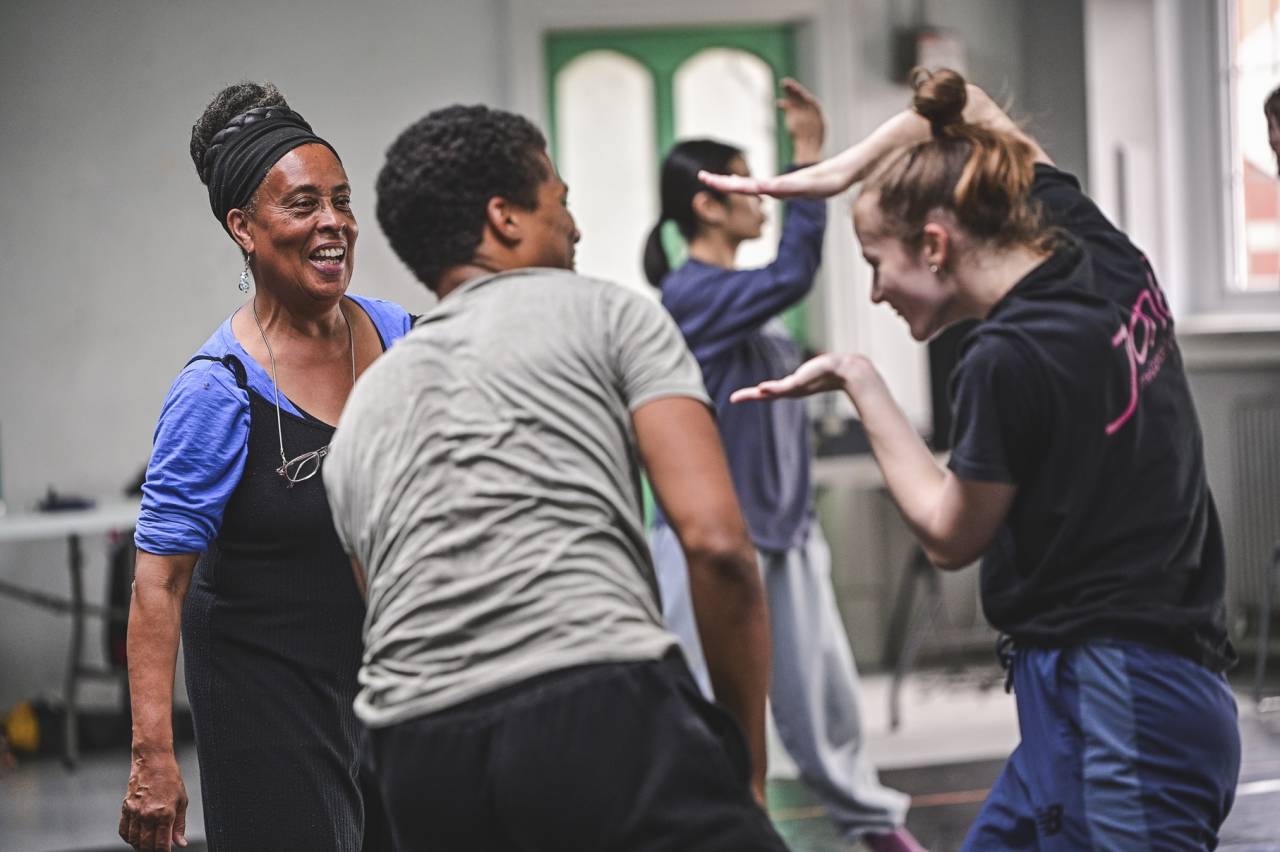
top-left (1083, 0), bottom-right (1280, 336)
top-left (1161, 0), bottom-right (1280, 325)
top-left (1218, 0), bottom-right (1280, 310)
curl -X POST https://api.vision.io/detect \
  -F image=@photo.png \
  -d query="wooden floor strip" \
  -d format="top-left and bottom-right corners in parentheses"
top-left (909, 788), bottom-right (992, 808)
top-left (772, 787), bottom-right (992, 822)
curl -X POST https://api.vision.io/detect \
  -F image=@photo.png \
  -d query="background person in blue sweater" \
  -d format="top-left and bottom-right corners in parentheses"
top-left (642, 79), bottom-right (920, 852)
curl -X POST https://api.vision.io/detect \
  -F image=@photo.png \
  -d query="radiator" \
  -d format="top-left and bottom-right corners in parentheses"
top-left (1231, 394), bottom-right (1280, 634)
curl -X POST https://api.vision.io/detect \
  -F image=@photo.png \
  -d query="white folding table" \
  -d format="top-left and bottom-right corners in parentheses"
top-left (0, 500), bottom-right (141, 767)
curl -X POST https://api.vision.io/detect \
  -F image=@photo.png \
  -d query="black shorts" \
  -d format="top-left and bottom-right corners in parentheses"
top-left (366, 652), bottom-right (787, 852)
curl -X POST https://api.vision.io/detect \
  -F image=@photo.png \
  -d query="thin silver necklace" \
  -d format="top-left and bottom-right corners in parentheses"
top-left (251, 296), bottom-right (355, 478)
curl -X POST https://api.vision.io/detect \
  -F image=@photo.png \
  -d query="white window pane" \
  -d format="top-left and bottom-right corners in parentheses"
top-left (674, 48), bottom-right (781, 270)
top-left (1236, 4), bottom-right (1279, 178)
top-left (555, 50), bottom-right (658, 296)
top-left (1231, 0), bottom-right (1280, 290)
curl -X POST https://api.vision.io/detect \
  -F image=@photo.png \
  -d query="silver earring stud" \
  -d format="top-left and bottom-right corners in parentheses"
top-left (239, 257), bottom-right (252, 294)
top-left (929, 263), bottom-right (939, 274)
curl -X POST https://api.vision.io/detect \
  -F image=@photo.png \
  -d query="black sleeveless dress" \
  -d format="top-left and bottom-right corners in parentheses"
top-left (181, 354), bottom-right (392, 851)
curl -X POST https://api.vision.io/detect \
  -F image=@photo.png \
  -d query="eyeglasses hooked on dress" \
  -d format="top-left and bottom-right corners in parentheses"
top-left (278, 445), bottom-right (330, 487)
top-left (251, 297), bottom-right (354, 488)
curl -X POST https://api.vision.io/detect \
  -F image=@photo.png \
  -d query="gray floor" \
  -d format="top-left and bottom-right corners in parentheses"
top-left (0, 744), bottom-right (203, 852)
top-left (2, 671), bottom-right (1277, 851)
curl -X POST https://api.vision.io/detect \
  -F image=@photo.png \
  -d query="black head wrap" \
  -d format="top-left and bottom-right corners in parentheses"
top-left (200, 105), bottom-right (340, 232)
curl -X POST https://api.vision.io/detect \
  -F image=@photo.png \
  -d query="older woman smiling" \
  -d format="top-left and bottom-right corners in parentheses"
top-left (119, 83), bottom-right (410, 852)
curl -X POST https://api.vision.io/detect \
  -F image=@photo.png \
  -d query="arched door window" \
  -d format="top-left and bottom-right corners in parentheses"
top-left (674, 47), bottom-right (781, 270)
top-left (546, 25), bottom-right (806, 343)
top-left (554, 50), bottom-right (658, 296)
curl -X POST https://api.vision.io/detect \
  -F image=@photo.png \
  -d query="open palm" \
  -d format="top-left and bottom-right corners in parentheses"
top-left (730, 353), bottom-right (850, 403)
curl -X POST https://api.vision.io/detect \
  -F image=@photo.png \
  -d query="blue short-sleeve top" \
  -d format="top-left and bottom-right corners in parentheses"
top-left (135, 295), bottom-right (412, 555)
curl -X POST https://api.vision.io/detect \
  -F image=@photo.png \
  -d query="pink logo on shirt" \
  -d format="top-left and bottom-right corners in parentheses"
top-left (1105, 265), bottom-right (1174, 436)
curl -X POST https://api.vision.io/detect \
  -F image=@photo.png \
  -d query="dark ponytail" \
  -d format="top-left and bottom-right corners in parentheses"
top-left (643, 139), bottom-right (743, 287)
top-left (643, 222), bottom-right (672, 289)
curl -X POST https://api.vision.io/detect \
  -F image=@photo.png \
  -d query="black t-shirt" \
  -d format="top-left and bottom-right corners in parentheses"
top-left (948, 164), bottom-right (1235, 671)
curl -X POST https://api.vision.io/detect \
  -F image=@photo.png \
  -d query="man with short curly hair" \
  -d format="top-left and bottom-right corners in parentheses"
top-left (323, 104), bottom-right (787, 850)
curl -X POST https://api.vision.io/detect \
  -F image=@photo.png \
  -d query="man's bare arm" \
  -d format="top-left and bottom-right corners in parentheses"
top-left (633, 396), bottom-right (771, 802)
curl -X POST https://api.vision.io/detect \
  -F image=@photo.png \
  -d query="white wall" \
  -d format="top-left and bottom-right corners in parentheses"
top-left (1021, 0), bottom-right (1088, 184)
top-left (0, 0), bottom-right (502, 710)
top-left (1083, 0), bottom-right (1164, 288)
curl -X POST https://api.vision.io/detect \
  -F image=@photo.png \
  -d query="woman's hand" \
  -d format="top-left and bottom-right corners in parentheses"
top-left (778, 77), bottom-right (825, 164)
top-left (962, 83), bottom-right (1053, 166)
top-left (120, 551), bottom-right (195, 852)
top-left (701, 79), bottom-right (1048, 200)
top-left (119, 749), bottom-right (189, 851)
top-left (730, 352), bottom-right (872, 402)
top-left (702, 108), bottom-right (931, 199)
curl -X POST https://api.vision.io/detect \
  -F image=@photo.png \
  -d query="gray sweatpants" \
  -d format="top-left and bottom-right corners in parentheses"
top-left (650, 520), bottom-right (909, 840)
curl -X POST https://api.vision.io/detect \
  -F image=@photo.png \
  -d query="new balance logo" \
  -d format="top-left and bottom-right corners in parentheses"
top-left (1036, 804), bottom-right (1064, 836)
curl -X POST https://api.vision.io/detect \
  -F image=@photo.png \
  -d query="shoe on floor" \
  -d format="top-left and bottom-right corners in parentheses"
top-left (863, 826), bottom-right (928, 852)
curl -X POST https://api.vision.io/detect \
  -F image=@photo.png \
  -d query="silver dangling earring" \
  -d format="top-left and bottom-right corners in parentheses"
top-left (239, 256), bottom-right (252, 294)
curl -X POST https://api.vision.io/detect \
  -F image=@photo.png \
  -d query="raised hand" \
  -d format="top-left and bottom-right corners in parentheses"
top-left (697, 157), bottom-right (852, 199)
top-left (703, 81), bottom-right (1029, 201)
top-left (696, 78), bottom-right (830, 197)
top-left (701, 105), bottom-right (933, 200)
top-left (778, 77), bottom-right (825, 163)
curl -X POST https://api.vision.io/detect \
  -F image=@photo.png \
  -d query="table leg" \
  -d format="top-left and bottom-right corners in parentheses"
top-left (1256, 544), bottom-right (1279, 709)
top-left (889, 547), bottom-right (939, 731)
top-left (63, 534), bottom-right (83, 769)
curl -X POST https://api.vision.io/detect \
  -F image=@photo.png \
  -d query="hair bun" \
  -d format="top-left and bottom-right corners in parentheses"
top-left (190, 81), bottom-right (289, 186)
top-left (911, 67), bottom-right (967, 137)
top-left (199, 105), bottom-right (309, 184)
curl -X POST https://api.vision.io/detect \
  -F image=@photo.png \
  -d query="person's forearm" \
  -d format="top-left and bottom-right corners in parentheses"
top-left (962, 84), bottom-right (1053, 165)
top-left (774, 110), bottom-right (929, 197)
top-left (710, 82), bottom-right (1037, 199)
top-left (127, 556), bottom-right (193, 757)
top-left (631, 398), bottom-right (772, 797)
top-left (687, 547), bottom-right (771, 796)
top-left (961, 84), bottom-right (1006, 130)
top-left (838, 356), bottom-right (949, 549)
top-left (787, 83), bottom-right (1027, 196)
top-left (792, 136), bottom-right (823, 166)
